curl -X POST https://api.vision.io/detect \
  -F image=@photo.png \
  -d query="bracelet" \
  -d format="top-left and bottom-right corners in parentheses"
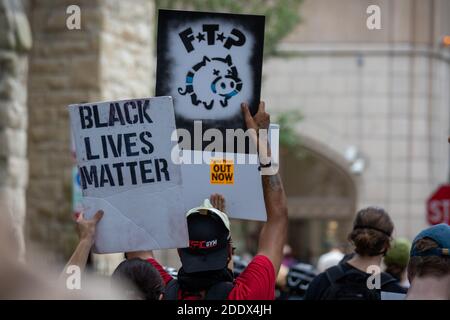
top-left (258, 161), bottom-right (272, 171)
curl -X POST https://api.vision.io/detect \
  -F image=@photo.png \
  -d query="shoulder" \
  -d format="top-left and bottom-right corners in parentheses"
top-left (227, 255), bottom-right (276, 300)
top-left (146, 257), bottom-right (173, 285)
top-left (380, 273), bottom-right (408, 294)
top-left (304, 271), bottom-right (331, 300)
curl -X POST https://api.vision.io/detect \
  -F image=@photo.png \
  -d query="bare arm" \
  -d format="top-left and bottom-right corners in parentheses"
top-left (61, 210), bottom-right (103, 277)
top-left (242, 102), bottom-right (288, 275)
top-left (259, 173), bottom-right (288, 274)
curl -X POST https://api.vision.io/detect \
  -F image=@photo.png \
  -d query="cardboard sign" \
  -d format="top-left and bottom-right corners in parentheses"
top-left (156, 9), bottom-right (265, 152)
top-left (181, 150), bottom-right (266, 221)
top-left (68, 97), bottom-right (189, 253)
top-left (180, 123), bottom-right (279, 221)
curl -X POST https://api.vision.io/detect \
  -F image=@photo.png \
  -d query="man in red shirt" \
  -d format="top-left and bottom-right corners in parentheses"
top-left (127, 101), bottom-right (288, 300)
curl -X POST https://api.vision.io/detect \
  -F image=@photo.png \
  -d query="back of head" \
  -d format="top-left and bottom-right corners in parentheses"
top-left (179, 202), bottom-right (231, 274)
top-left (348, 207), bottom-right (394, 257)
top-left (384, 238), bottom-right (411, 279)
top-left (112, 258), bottom-right (164, 300)
top-left (407, 224), bottom-right (450, 281)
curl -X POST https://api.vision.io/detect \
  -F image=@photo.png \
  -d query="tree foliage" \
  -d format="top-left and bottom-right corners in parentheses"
top-left (155, 0), bottom-right (303, 57)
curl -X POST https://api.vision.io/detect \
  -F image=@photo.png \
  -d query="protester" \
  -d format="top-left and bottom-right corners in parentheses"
top-left (285, 263), bottom-right (317, 300)
top-left (111, 258), bottom-right (164, 300)
top-left (304, 207), bottom-right (406, 300)
top-left (63, 210), bottom-right (164, 300)
top-left (384, 238), bottom-right (411, 289)
top-left (126, 101), bottom-right (289, 300)
top-left (282, 245), bottom-right (298, 268)
top-left (0, 210), bottom-right (123, 299)
top-left (62, 211), bottom-right (104, 276)
top-left (406, 223), bottom-right (450, 300)
top-left (317, 244), bottom-right (345, 273)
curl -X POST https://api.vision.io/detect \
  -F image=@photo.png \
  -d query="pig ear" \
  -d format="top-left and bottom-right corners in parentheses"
top-left (202, 56), bottom-right (211, 63)
top-left (224, 54), bottom-right (232, 65)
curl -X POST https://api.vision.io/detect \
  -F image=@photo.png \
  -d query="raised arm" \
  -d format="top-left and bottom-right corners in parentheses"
top-left (241, 102), bottom-right (288, 275)
top-left (61, 210), bottom-right (103, 277)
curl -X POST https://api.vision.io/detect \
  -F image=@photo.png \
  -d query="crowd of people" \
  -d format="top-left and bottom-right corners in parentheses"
top-left (59, 101), bottom-right (450, 300)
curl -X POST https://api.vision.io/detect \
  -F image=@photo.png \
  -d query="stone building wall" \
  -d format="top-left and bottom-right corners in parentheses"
top-left (26, 0), bottom-right (155, 264)
top-left (0, 0), bottom-right (32, 260)
top-left (98, 0), bottom-right (154, 100)
top-left (262, 49), bottom-right (450, 239)
top-left (261, 0), bottom-right (450, 240)
top-left (26, 0), bottom-right (103, 261)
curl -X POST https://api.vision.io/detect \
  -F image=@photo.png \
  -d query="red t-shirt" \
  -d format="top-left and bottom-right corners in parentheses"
top-left (146, 255), bottom-right (276, 300)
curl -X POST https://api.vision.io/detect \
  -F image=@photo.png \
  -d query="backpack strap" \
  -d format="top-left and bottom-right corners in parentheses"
top-left (327, 264), bottom-right (397, 287)
top-left (204, 281), bottom-right (234, 300)
top-left (164, 279), bottom-right (179, 300)
top-left (325, 264), bottom-right (346, 285)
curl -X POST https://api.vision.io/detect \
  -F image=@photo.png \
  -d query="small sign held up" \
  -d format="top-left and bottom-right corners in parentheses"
top-left (210, 159), bottom-right (234, 185)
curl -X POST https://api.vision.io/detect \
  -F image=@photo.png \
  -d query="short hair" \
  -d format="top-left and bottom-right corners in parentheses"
top-left (407, 238), bottom-right (450, 281)
top-left (384, 238), bottom-right (411, 280)
top-left (348, 207), bottom-right (394, 256)
top-left (111, 258), bottom-right (164, 300)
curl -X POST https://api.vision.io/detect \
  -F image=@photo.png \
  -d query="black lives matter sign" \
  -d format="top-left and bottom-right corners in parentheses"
top-left (69, 97), bottom-right (181, 198)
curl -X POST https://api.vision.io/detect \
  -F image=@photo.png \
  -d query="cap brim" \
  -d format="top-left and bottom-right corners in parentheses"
top-left (179, 247), bottom-right (229, 273)
top-left (186, 207), bottom-right (230, 231)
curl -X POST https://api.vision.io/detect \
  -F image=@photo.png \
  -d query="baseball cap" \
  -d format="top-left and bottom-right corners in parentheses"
top-left (410, 223), bottom-right (450, 257)
top-left (179, 199), bottom-right (231, 273)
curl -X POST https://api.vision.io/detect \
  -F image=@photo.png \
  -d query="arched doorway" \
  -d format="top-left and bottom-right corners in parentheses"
top-left (280, 138), bottom-right (358, 264)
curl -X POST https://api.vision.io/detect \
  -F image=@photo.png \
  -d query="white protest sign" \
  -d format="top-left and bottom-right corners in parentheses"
top-left (69, 96), bottom-right (189, 253)
top-left (180, 150), bottom-right (266, 221)
top-left (179, 124), bottom-right (279, 221)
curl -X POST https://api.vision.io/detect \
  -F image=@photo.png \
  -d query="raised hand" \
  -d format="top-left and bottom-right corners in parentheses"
top-left (241, 101), bottom-right (270, 132)
top-left (210, 193), bottom-right (226, 212)
top-left (75, 210), bottom-right (104, 244)
top-left (241, 101), bottom-right (271, 163)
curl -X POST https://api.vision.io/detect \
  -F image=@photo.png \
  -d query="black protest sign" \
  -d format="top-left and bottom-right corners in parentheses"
top-left (156, 9), bottom-right (265, 153)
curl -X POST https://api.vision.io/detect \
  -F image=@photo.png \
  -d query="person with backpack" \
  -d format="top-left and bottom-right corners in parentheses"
top-left (304, 207), bottom-right (407, 300)
top-left (125, 101), bottom-right (288, 300)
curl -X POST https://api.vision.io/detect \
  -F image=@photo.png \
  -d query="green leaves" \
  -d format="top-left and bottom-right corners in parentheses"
top-left (155, 0), bottom-right (303, 57)
top-left (276, 110), bottom-right (303, 150)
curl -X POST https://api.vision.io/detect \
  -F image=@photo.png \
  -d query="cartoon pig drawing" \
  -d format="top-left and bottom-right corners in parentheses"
top-left (178, 54), bottom-right (243, 110)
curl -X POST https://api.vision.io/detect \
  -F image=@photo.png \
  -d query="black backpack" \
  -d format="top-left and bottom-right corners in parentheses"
top-left (321, 264), bottom-right (397, 300)
top-left (164, 279), bottom-right (234, 300)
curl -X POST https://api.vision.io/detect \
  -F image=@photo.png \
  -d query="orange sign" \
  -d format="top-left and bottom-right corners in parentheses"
top-left (210, 159), bottom-right (234, 184)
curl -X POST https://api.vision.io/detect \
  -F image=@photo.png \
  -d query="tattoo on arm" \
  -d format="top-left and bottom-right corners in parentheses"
top-left (262, 173), bottom-right (282, 191)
